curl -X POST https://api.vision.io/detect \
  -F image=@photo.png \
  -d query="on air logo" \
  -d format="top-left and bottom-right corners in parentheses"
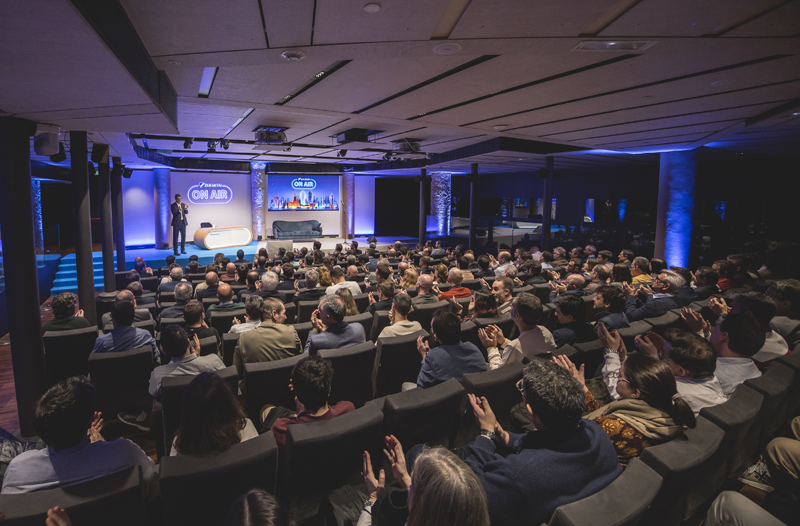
top-left (187, 182), bottom-right (233, 205)
top-left (291, 178), bottom-right (316, 190)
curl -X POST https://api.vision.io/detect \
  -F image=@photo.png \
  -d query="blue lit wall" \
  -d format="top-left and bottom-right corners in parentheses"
top-left (354, 175), bottom-right (375, 235)
top-left (430, 172), bottom-right (452, 236)
top-left (121, 170), bottom-right (156, 246)
top-left (618, 199), bottom-right (627, 222)
top-left (656, 150), bottom-right (696, 269)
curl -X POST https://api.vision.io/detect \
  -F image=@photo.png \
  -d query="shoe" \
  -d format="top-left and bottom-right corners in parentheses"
top-left (181, 250), bottom-right (187, 254)
top-left (117, 411), bottom-right (152, 432)
top-left (739, 458), bottom-right (774, 492)
top-left (173, 252), bottom-right (180, 256)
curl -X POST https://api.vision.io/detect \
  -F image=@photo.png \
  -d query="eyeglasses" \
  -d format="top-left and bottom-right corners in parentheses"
top-left (617, 377), bottom-right (630, 386)
top-left (516, 379), bottom-right (524, 394)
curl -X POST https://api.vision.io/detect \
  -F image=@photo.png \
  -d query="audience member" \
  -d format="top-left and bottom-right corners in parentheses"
top-left (551, 294), bottom-right (596, 347)
top-left (336, 287), bottom-right (360, 316)
top-left (233, 249), bottom-right (251, 266)
top-left (585, 264), bottom-right (610, 294)
top-left (493, 251), bottom-right (513, 276)
top-left (610, 263), bottom-right (632, 287)
top-left (318, 266), bottom-right (332, 287)
top-left (223, 489), bottom-right (297, 526)
top-left (378, 293), bottom-right (422, 339)
top-left (196, 271), bottom-right (220, 301)
top-left (469, 290), bottom-right (500, 321)
top-left (92, 300), bottom-right (157, 361)
top-left (649, 258), bottom-right (666, 276)
top-left (305, 295), bottom-right (366, 355)
top-left (192, 265), bottom-right (215, 298)
top-left (517, 260), bottom-right (546, 286)
top-left (158, 282), bottom-right (192, 322)
top-left (548, 273), bottom-right (586, 302)
top-left (171, 372), bottom-right (258, 456)
top-left (183, 300), bottom-right (221, 355)
top-left (713, 259), bottom-right (737, 291)
top-left (457, 257), bottom-right (475, 281)
top-left (474, 255), bottom-right (494, 278)
top-left (400, 268), bottom-right (418, 290)
top-left (158, 266), bottom-right (185, 293)
top-left (767, 278), bottom-right (800, 349)
top-left (416, 309), bottom-right (485, 388)
top-left (0, 377), bottom-right (155, 494)
top-left (206, 283), bottom-right (245, 315)
top-left (691, 266), bottom-right (720, 301)
top-left (237, 271), bottom-right (261, 301)
top-left (229, 296), bottom-right (264, 334)
top-left (366, 281), bottom-right (395, 315)
top-left (127, 281), bottom-right (155, 305)
top-left (481, 293), bottom-right (556, 369)
top-left (133, 256), bottom-right (153, 276)
top-left (593, 285), bottom-right (630, 332)
top-left (100, 290), bottom-right (152, 327)
top-left (597, 250), bottom-right (613, 268)
top-left (254, 272), bottom-right (284, 302)
top-left (149, 325), bottom-right (225, 400)
top-left (437, 268), bottom-right (472, 301)
top-left (618, 249), bottom-right (634, 268)
top-left (623, 269), bottom-right (683, 321)
top-left (434, 263), bottom-right (449, 285)
top-left (712, 291), bottom-right (789, 367)
top-left (411, 274), bottom-right (439, 305)
top-left (631, 257), bottom-right (653, 285)
top-left (293, 269), bottom-right (326, 304)
top-left (490, 276), bottom-right (514, 315)
top-left (326, 266), bottom-right (362, 296)
top-left (41, 292), bottom-right (91, 334)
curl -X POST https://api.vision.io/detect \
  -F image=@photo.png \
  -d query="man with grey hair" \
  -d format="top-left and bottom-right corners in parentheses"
top-left (346, 254), bottom-right (357, 266)
top-left (294, 268), bottom-right (327, 305)
top-left (305, 295), bottom-right (366, 355)
top-left (158, 266), bottom-right (185, 293)
top-left (622, 269), bottom-right (683, 321)
top-left (101, 289), bottom-right (152, 329)
top-left (255, 271), bottom-right (284, 302)
top-left (503, 265), bottom-right (518, 279)
top-left (158, 282), bottom-right (193, 322)
top-left (437, 267), bottom-right (472, 301)
top-left (493, 251), bottom-right (513, 277)
top-left (230, 295), bottom-right (263, 334)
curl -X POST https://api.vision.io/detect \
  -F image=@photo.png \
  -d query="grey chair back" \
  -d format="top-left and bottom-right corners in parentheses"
top-left (43, 326), bottom-right (99, 386)
top-left (159, 291), bottom-right (176, 303)
top-left (776, 348), bottom-right (800, 422)
top-left (353, 293), bottom-right (370, 313)
top-left (344, 312), bottom-right (373, 341)
top-left (291, 321), bottom-right (314, 349)
top-left (222, 332), bottom-right (240, 366)
top-left (158, 317), bottom-right (186, 331)
top-left (617, 321), bottom-right (654, 350)
top-left (369, 310), bottom-right (392, 341)
top-left (462, 279), bottom-right (481, 291)
top-left (197, 336), bottom-right (219, 357)
top-left (140, 275), bottom-right (159, 293)
top-left (374, 329), bottom-right (430, 398)
top-left (408, 300), bottom-right (449, 331)
top-left (319, 342), bottom-right (377, 408)
top-left (209, 309), bottom-right (246, 335)
top-left (283, 302), bottom-right (296, 324)
top-left (87, 346), bottom-right (154, 419)
top-left (202, 297), bottom-right (221, 310)
top-left (297, 300), bottom-right (319, 323)
top-left (243, 355), bottom-right (305, 422)
top-left (512, 284), bottom-right (534, 297)
top-left (645, 311), bottom-right (681, 333)
top-left (744, 362), bottom-right (794, 447)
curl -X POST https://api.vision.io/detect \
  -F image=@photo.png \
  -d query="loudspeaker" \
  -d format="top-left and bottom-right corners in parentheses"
top-left (34, 133), bottom-right (60, 156)
top-left (122, 168), bottom-right (133, 179)
top-left (49, 142), bottom-right (67, 163)
top-left (91, 143), bottom-right (109, 164)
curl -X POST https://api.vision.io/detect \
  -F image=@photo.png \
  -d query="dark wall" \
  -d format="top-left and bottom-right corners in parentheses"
top-left (374, 178), bottom-right (420, 237)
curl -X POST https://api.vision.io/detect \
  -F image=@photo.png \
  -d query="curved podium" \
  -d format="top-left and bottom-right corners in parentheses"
top-left (193, 226), bottom-right (253, 250)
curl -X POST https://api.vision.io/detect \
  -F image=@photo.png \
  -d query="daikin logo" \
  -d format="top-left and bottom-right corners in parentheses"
top-left (187, 182), bottom-right (233, 205)
top-left (291, 177), bottom-right (316, 190)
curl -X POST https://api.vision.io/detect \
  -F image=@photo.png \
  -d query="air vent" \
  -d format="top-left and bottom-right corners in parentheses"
top-left (572, 41), bottom-right (657, 52)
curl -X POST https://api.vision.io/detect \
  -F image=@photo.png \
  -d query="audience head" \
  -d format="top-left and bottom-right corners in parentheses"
top-left (417, 274), bottom-right (434, 293)
top-left (375, 264), bottom-right (391, 283)
top-left (591, 264), bottom-right (610, 283)
top-left (431, 309), bottom-right (462, 345)
top-left (126, 281), bottom-right (144, 298)
top-left (335, 288), bottom-right (359, 317)
top-left (391, 293), bottom-right (413, 319)
top-left (52, 291), bottom-right (79, 318)
top-left (126, 271), bottom-right (140, 283)
top-left (713, 259), bottom-right (736, 279)
top-left (237, 264), bottom-right (249, 281)
top-left (520, 260), bottom-right (542, 278)
top-left (247, 271), bottom-right (260, 288)
top-left (320, 294), bottom-right (346, 324)
top-left (669, 267), bottom-right (693, 288)
top-left (214, 252), bottom-right (225, 265)
top-left (223, 489), bottom-right (297, 526)
top-left (166, 255), bottom-right (176, 266)
top-left (611, 263), bottom-right (632, 284)
top-left (712, 313), bottom-right (765, 358)
top-left (503, 265), bottom-right (518, 279)
top-left (330, 266), bottom-right (345, 283)
top-left (224, 263), bottom-right (235, 276)
top-left (491, 276), bottom-right (514, 304)
top-left (188, 260), bottom-right (199, 273)
top-left (244, 296), bottom-right (263, 322)
top-left (184, 300), bottom-right (205, 326)
top-left (170, 267), bottom-right (184, 281)
top-left (584, 245), bottom-right (596, 256)
top-left (554, 294), bottom-right (586, 324)
top-left (694, 266), bottom-right (719, 288)
top-left (205, 272), bottom-right (219, 287)
top-left (521, 359), bottom-right (585, 434)
top-left (261, 272), bottom-right (279, 292)
top-left (731, 291), bottom-right (777, 330)
top-left (477, 255), bottom-right (490, 271)
top-left (258, 248), bottom-right (268, 259)
top-left (597, 250), bottom-right (612, 264)
top-left (565, 274), bottom-right (585, 291)
top-left (662, 329), bottom-right (717, 379)
top-left (377, 280), bottom-right (395, 300)
top-left (650, 258), bottom-right (666, 275)
top-left (134, 256), bottom-right (146, 271)
top-left (631, 257), bottom-right (649, 276)
top-left (217, 283), bottom-right (234, 303)
top-left (236, 249), bottom-right (245, 261)
top-left (221, 257), bottom-right (231, 268)
top-left (434, 264), bottom-right (448, 284)
top-left (472, 291), bottom-right (499, 320)
top-left (766, 278), bottom-right (800, 315)
top-left (304, 269), bottom-right (319, 288)
top-left (594, 285), bottom-right (625, 313)
top-left (257, 256), bottom-right (267, 268)
top-left (174, 372), bottom-right (247, 456)
top-left (115, 289), bottom-right (135, 304)
top-left (160, 325), bottom-right (191, 359)
top-left (619, 249), bottom-right (634, 263)
top-left (654, 270), bottom-right (684, 294)
top-left (175, 282), bottom-right (193, 303)
top-left (260, 298), bottom-right (286, 324)
top-left (111, 300), bottom-right (135, 327)
top-left (346, 265), bottom-right (358, 278)
top-left (33, 377), bottom-right (96, 451)
top-left (448, 267), bottom-right (463, 286)
top-left (511, 293), bottom-right (542, 327)
top-left (318, 267), bottom-right (332, 287)
top-left (401, 268), bottom-right (419, 289)
top-left (291, 355), bottom-right (333, 413)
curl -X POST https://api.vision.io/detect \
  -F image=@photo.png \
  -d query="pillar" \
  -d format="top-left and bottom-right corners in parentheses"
top-left (341, 172), bottom-right (355, 239)
top-left (32, 179), bottom-right (44, 254)
top-left (250, 162), bottom-right (267, 239)
top-left (541, 157), bottom-right (554, 251)
top-left (153, 167), bottom-right (171, 250)
top-left (655, 150), bottom-right (697, 268)
top-left (110, 157), bottom-right (126, 272)
top-left (70, 132), bottom-right (97, 325)
top-left (430, 172), bottom-right (452, 238)
top-left (98, 159), bottom-right (115, 293)
top-left (0, 117), bottom-right (47, 437)
top-left (468, 163), bottom-right (479, 250)
top-left (418, 169), bottom-right (428, 245)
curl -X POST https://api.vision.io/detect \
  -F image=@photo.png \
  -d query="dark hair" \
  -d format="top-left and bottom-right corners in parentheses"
top-left (521, 359), bottom-right (585, 434)
top-left (472, 291), bottom-right (499, 320)
top-left (174, 372), bottom-right (248, 456)
top-left (33, 377), bottom-right (96, 451)
top-left (245, 296), bottom-right (263, 322)
top-left (540, 251), bottom-right (553, 262)
top-left (650, 258), bottom-right (666, 274)
top-left (669, 266), bottom-right (692, 287)
top-left (457, 256), bottom-right (470, 270)
top-left (620, 249), bottom-right (634, 261)
top-left (375, 264), bottom-right (391, 281)
top-left (598, 250), bottom-right (612, 261)
top-left (593, 264), bottom-right (610, 282)
top-left (392, 293), bottom-right (412, 317)
top-left (258, 248), bottom-right (268, 259)
top-left (432, 308), bottom-right (461, 345)
top-left (184, 299), bottom-right (204, 325)
top-left (611, 263), bottom-right (632, 283)
top-left (126, 271), bottom-right (140, 283)
top-left (715, 259), bottom-right (736, 277)
top-left (719, 313), bottom-right (765, 358)
top-left (237, 249), bottom-right (245, 259)
top-left (111, 300), bottom-right (135, 326)
top-left (378, 280), bottom-right (395, 299)
top-left (161, 325), bottom-right (190, 358)
top-left (554, 294), bottom-right (585, 323)
top-left (166, 254), bottom-right (176, 265)
top-left (695, 266), bottom-right (719, 287)
top-left (664, 330), bottom-right (717, 379)
top-left (282, 263), bottom-right (295, 280)
top-left (257, 256), bottom-right (267, 268)
top-left (585, 259), bottom-right (599, 271)
top-left (512, 293), bottom-right (542, 325)
top-left (292, 355), bottom-right (333, 413)
top-left (221, 257), bottom-right (231, 268)
top-left (623, 353), bottom-right (696, 429)
top-left (734, 291), bottom-right (777, 328)
top-left (521, 260), bottom-right (542, 277)
top-left (477, 255), bottom-right (490, 270)
top-left (770, 279), bottom-right (800, 310)
top-left (330, 266), bottom-right (344, 279)
top-left (188, 260), bottom-right (200, 272)
top-left (52, 292), bottom-right (78, 318)
top-left (247, 271), bottom-right (260, 287)
top-left (237, 264), bottom-right (249, 281)
top-left (595, 285), bottom-right (626, 313)
top-left (189, 254), bottom-right (199, 262)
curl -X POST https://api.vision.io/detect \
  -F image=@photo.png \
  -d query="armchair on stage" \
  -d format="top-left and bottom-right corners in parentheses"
top-left (272, 220), bottom-right (323, 239)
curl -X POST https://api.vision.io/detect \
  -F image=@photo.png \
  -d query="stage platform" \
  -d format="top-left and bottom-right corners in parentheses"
top-left (49, 236), bottom-right (418, 294)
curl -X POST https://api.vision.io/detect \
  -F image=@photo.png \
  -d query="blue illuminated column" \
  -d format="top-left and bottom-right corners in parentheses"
top-left (430, 172), bottom-right (452, 236)
top-left (584, 199), bottom-right (595, 223)
top-left (31, 179), bottom-right (43, 253)
top-left (251, 162), bottom-right (267, 239)
top-left (655, 150), bottom-right (697, 268)
top-left (153, 167), bottom-right (171, 249)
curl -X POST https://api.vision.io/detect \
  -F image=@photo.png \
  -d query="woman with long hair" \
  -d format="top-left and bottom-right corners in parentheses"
top-left (317, 266), bottom-right (332, 287)
top-left (434, 264), bottom-right (448, 285)
top-left (172, 372), bottom-right (258, 456)
top-left (360, 437), bottom-right (490, 526)
top-left (610, 263), bottom-right (632, 288)
top-left (400, 269), bottom-right (418, 290)
top-left (336, 288), bottom-right (359, 317)
top-left (554, 333), bottom-right (696, 467)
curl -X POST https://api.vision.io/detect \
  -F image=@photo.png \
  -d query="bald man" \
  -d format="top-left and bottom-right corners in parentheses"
top-left (412, 274), bottom-right (439, 305)
top-left (133, 256), bottom-right (152, 276)
top-left (196, 272), bottom-right (220, 301)
top-left (548, 273), bottom-right (587, 303)
top-left (100, 290), bottom-right (152, 328)
top-left (346, 265), bottom-right (361, 281)
top-left (222, 262), bottom-right (237, 280)
top-left (206, 282), bottom-right (245, 315)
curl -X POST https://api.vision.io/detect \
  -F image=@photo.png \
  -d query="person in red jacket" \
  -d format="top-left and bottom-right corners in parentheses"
top-left (437, 268), bottom-right (473, 302)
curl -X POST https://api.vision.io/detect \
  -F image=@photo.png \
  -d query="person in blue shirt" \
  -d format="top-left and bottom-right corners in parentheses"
top-left (416, 309), bottom-right (486, 388)
top-left (305, 295), bottom-right (366, 355)
top-left (92, 300), bottom-right (158, 363)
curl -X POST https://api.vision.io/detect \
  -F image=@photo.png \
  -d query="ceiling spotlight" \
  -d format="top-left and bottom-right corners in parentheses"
top-left (338, 149), bottom-right (347, 158)
top-left (364, 3), bottom-right (381, 13)
top-left (281, 49), bottom-right (307, 62)
top-left (183, 138), bottom-right (193, 149)
top-left (207, 140), bottom-right (217, 153)
top-left (221, 139), bottom-right (230, 150)
top-left (122, 168), bottom-right (133, 179)
top-left (433, 43), bottom-right (462, 55)
top-left (493, 124), bottom-right (508, 130)
top-left (383, 152), bottom-right (393, 161)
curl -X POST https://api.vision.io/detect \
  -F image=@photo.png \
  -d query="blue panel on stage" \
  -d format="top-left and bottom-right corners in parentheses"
top-left (267, 175), bottom-right (339, 211)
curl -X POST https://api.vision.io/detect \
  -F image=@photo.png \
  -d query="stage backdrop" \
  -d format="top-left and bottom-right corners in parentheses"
top-left (170, 172), bottom-right (252, 238)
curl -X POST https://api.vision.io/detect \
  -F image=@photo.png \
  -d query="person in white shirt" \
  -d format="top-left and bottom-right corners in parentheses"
top-left (493, 251), bottom-right (513, 277)
top-left (229, 296), bottom-right (263, 335)
top-left (326, 266), bottom-right (362, 296)
top-left (479, 293), bottom-right (557, 369)
top-left (377, 293), bottom-right (422, 340)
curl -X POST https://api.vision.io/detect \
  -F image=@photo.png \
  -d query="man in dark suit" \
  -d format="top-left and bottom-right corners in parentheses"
top-left (623, 270), bottom-right (683, 322)
top-left (293, 269), bottom-right (326, 306)
top-left (158, 283), bottom-right (192, 323)
top-left (170, 193), bottom-right (189, 256)
top-left (101, 290), bottom-right (152, 329)
top-left (127, 281), bottom-right (156, 305)
top-left (233, 249), bottom-right (251, 267)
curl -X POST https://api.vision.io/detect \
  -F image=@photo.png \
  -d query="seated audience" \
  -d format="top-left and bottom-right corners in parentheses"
top-left (554, 351), bottom-right (696, 467)
top-left (366, 281), bottom-right (395, 315)
top-left (650, 258), bottom-right (666, 276)
top-left (254, 272), bottom-right (284, 302)
top-left (767, 278), bottom-right (800, 349)
top-left (326, 266), bottom-right (362, 296)
top-left (41, 292), bottom-right (91, 334)
top-left (336, 287), bottom-right (360, 316)
top-left (133, 256), bottom-right (152, 276)
top-left (0, 377), bottom-right (155, 494)
top-left (233, 249), bottom-right (250, 266)
top-left (378, 293), bottom-right (422, 339)
top-left (400, 268), bottom-right (418, 290)
top-left (548, 273), bottom-right (586, 302)
top-left (631, 257), bottom-right (653, 285)
top-left (196, 271), bottom-right (220, 301)
top-left (206, 283), bottom-right (245, 315)
top-left (127, 281), bottom-right (155, 305)
top-left (237, 271), bottom-right (261, 301)
top-left (183, 300), bottom-right (221, 355)
top-left (610, 263), bottom-right (632, 287)
top-left (100, 290), bottom-right (152, 327)
top-left (434, 263), bottom-right (449, 285)
top-left (618, 249), bottom-right (634, 268)
top-left (92, 301), bottom-right (157, 361)
top-left (234, 298), bottom-right (301, 391)
top-left (158, 282), bottom-right (192, 322)
top-left (491, 276), bottom-right (514, 315)
top-left (551, 247), bottom-right (569, 267)
top-left (277, 263), bottom-right (297, 291)
top-left (493, 251), bottom-right (513, 276)
top-left (223, 489), bottom-right (297, 526)
top-left (149, 325), bottom-right (225, 400)
top-left (158, 266), bottom-right (185, 293)
top-left (551, 294), bottom-right (596, 347)
top-left (466, 290), bottom-right (499, 322)
top-left (318, 266), bottom-right (332, 287)
top-left (713, 259), bottom-right (737, 291)
top-left (481, 293), bottom-right (556, 369)
top-left (221, 263), bottom-right (237, 281)
top-left (416, 309), bottom-right (486, 388)
top-left (517, 260), bottom-right (547, 286)
top-left (457, 256), bottom-right (475, 281)
top-left (192, 265), bottom-right (216, 298)
top-left (411, 274), bottom-right (439, 305)
top-left (267, 355), bottom-right (354, 446)
top-left (474, 255), bottom-right (494, 278)
top-left (305, 295), bottom-right (366, 355)
top-left (459, 359), bottom-right (622, 526)
top-left (293, 269), bottom-right (327, 304)
top-left (623, 269), bottom-right (683, 321)
top-left (584, 264), bottom-right (609, 294)
top-left (171, 372), bottom-right (258, 456)
top-left (597, 250), bottom-right (613, 268)
top-left (593, 285), bottom-right (630, 332)
top-left (437, 268), bottom-right (472, 301)
top-left (690, 266), bottom-right (720, 302)
top-left (229, 296), bottom-right (264, 334)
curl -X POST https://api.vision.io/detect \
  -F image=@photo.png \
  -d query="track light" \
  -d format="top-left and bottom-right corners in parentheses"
top-left (183, 138), bottom-right (193, 149)
top-left (221, 139), bottom-right (230, 150)
top-left (337, 149), bottom-right (347, 158)
top-left (207, 140), bottom-right (217, 153)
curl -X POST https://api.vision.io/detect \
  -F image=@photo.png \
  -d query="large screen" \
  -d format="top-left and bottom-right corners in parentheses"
top-left (267, 175), bottom-right (339, 211)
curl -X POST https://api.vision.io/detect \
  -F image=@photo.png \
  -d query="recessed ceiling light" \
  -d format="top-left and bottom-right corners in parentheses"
top-left (493, 125), bottom-right (508, 130)
top-left (710, 80), bottom-right (729, 87)
top-left (571, 40), bottom-right (657, 52)
top-left (433, 43), bottom-right (462, 55)
top-left (364, 3), bottom-right (381, 13)
top-left (281, 49), bottom-right (307, 62)
top-left (168, 60), bottom-right (181, 66)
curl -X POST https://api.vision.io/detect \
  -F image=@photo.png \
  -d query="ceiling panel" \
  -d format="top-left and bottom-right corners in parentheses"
top-left (121, 0), bottom-right (266, 55)
top-left (450, 0), bottom-right (620, 38)
top-left (286, 56), bottom-right (474, 113)
top-left (164, 66), bottom-right (206, 98)
top-left (313, 0), bottom-right (451, 45)
top-left (559, 121), bottom-right (733, 143)
top-left (599, 0), bottom-right (778, 37)
top-left (208, 61), bottom-right (339, 106)
top-left (724, 1), bottom-right (800, 37)
top-left (262, 0), bottom-right (314, 48)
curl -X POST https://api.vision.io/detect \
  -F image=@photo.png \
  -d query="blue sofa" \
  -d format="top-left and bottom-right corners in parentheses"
top-left (272, 220), bottom-right (323, 239)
